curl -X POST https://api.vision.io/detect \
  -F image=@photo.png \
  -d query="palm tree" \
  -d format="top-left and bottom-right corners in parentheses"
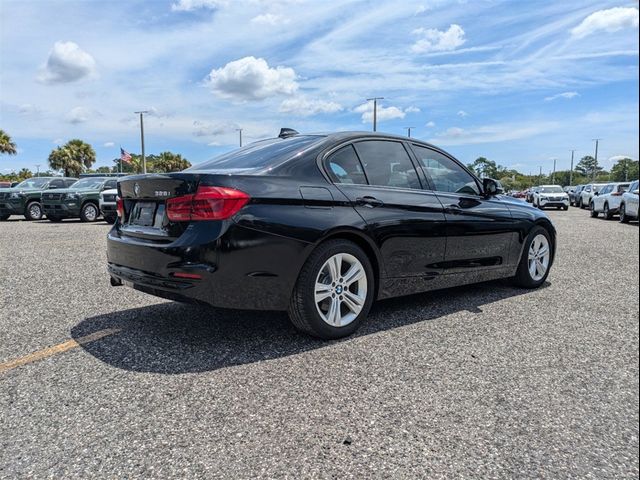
top-left (0, 129), bottom-right (17, 155)
top-left (154, 152), bottom-right (191, 172)
top-left (48, 139), bottom-right (96, 177)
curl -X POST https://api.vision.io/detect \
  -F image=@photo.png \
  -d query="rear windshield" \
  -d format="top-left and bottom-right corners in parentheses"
top-left (188, 135), bottom-right (325, 172)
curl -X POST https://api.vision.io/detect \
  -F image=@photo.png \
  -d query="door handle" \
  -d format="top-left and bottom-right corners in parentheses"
top-left (356, 196), bottom-right (384, 208)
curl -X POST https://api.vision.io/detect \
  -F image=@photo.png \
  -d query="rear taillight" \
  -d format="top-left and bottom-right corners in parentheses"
top-left (116, 197), bottom-right (124, 220)
top-left (166, 186), bottom-right (250, 222)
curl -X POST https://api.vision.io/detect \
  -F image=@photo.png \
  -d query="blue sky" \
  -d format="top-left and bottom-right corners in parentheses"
top-left (0, 0), bottom-right (638, 175)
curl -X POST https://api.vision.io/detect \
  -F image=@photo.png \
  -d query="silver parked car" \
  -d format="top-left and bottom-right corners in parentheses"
top-left (619, 180), bottom-right (639, 223)
top-left (591, 182), bottom-right (630, 219)
top-left (579, 183), bottom-right (608, 209)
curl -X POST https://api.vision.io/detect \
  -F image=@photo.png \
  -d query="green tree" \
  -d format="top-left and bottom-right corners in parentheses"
top-left (575, 155), bottom-right (603, 179)
top-left (48, 139), bottom-right (96, 177)
top-left (17, 168), bottom-right (32, 180)
top-left (468, 157), bottom-right (498, 178)
top-left (154, 152), bottom-right (191, 172)
top-left (95, 166), bottom-right (112, 174)
top-left (0, 129), bottom-right (17, 155)
top-left (610, 158), bottom-right (638, 182)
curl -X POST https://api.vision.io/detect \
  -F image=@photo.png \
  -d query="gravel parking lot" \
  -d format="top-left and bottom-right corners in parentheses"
top-left (1, 208), bottom-right (638, 479)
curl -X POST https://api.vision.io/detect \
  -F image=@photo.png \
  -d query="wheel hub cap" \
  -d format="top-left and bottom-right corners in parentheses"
top-left (314, 253), bottom-right (367, 328)
top-left (527, 234), bottom-right (550, 282)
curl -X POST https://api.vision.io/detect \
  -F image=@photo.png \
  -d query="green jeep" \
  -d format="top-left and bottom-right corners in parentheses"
top-left (42, 177), bottom-right (118, 222)
top-left (0, 177), bottom-right (78, 221)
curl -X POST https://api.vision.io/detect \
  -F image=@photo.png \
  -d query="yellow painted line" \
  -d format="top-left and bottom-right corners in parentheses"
top-left (0, 328), bottom-right (121, 375)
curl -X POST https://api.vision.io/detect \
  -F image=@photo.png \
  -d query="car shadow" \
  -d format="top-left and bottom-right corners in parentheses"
top-left (72, 280), bottom-right (547, 374)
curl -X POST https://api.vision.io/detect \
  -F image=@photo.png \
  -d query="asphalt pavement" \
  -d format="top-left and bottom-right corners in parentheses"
top-left (0, 208), bottom-right (638, 479)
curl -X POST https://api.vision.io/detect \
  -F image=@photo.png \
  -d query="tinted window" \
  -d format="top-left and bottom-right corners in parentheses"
top-left (617, 183), bottom-right (630, 192)
top-left (49, 179), bottom-right (64, 188)
top-left (601, 185), bottom-right (612, 194)
top-left (353, 141), bottom-right (421, 190)
top-left (540, 186), bottom-right (563, 193)
top-left (65, 179), bottom-right (77, 187)
top-left (327, 145), bottom-right (367, 184)
top-left (412, 145), bottom-right (480, 195)
top-left (189, 136), bottom-right (324, 172)
top-left (104, 180), bottom-right (117, 189)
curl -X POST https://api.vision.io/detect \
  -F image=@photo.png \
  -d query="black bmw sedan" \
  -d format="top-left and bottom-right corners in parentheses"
top-left (107, 130), bottom-right (555, 339)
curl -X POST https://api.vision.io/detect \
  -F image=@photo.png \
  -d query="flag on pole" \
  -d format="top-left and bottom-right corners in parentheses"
top-left (120, 148), bottom-right (132, 164)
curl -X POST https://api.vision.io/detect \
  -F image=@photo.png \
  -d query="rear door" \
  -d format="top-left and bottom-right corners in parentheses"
top-left (325, 140), bottom-right (446, 278)
top-left (409, 144), bottom-right (518, 273)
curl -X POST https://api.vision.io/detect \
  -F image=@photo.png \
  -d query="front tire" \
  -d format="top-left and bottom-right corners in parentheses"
top-left (579, 198), bottom-right (584, 209)
top-left (80, 202), bottom-right (100, 222)
top-left (619, 203), bottom-right (629, 223)
top-left (603, 203), bottom-right (613, 220)
top-left (25, 201), bottom-right (43, 221)
top-left (512, 226), bottom-right (552, 288)
top-left (590, 206), bottom-right (599, 218)
top-left (288, 239), bottom-right (375, 340)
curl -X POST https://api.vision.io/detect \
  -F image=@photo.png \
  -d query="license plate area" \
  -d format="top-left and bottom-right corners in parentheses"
top-left (129, 201), bottom-right (159, 227)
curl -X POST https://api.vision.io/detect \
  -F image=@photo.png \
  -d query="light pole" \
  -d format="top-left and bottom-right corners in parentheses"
top-left (592, 138), bottom-right (601, 181)
top-left (569, 150), bottom-right (575, 186)
top-left (551, 158), bottom-right (557, 184)
top-left (539, 165), bottom-right (542, 185)
top-left (236, 128), bottom-right (243, 147)
top-left (35, 164), bottom-right (41, 177)
top-left (366, 97), bottom-right (384, 132)
top-left (135, 111), bottom-right (149, 174)
top-left (404, 127), bottom-right (415, 138)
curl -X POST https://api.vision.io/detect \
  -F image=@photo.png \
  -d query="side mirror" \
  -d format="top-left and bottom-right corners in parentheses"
top-left (483, 178), bottom-right (504, 196)
top-left (633, 189), bottom-right (639, 196)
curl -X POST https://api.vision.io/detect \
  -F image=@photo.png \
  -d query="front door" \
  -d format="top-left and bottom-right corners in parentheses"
top-left (409, 144), bottom-right (518, 273)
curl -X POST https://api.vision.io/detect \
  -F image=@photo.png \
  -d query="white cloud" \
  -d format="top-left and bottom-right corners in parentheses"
top-left (171, 0), bottom-right (228, 12)
top-left (103, 142), bottom-right (115, 147)
top-left (66, 106), bottom-right (92, 124)
top-left (206, 56), bottom-right (298, 101)
top-left (414, 5), bottom-right (429, 15)
top-left (37, 41), bottom-right (96, 84)
top-left (544, 91), bottom-right (579, 101)
top-left (426, 121), bottom-right (436, 128)
top-left (52, 138), bottom-right (63, 145)
top-left (411, 24), bottom-right (466, 53)
top-left (571, 7), bottom-right (639, 39)
top-left (354, 102), bottom-right (406, 123)
top-left (457, 110), bottom-right (469, 117)
top-left (431, 122), bottom-right (559, 146)
top-left (608, 155), bottom-right (637, 163)
top-left (405, 106), bottom-right (421, 113)
top-left (251, 13), bottom-right (289, 26)
top-left (279, 96), bottom-right (342, 116)
top-left (192, 120), bottom-right (238, 137)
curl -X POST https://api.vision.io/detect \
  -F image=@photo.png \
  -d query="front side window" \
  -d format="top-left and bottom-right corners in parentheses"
top-left (49, 179), bottom-right (65, 189)
top-left (412, 145), bottom-right (480, 195)
top-left (327, 145), bottom-right (367, 184)
top-left (353, 141), bottom-right (421, 190)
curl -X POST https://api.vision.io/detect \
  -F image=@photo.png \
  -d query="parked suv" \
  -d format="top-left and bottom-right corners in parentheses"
top-left (99, 188), bottom-right (119, 224)
top-left (0, 176), bottom-right (78, 221)
top-left (579, 183), bottom-right (607, 209)
top-left (619, 180), bottom-right (639, 223)
top-left (591, 182), bottom-right (630, 219)
top-left (570, 185), bottom-right (585, 207)
top-left (42, 177), bottom-right (118, 222)
top-left (532, 185), bottom-right (569, 210)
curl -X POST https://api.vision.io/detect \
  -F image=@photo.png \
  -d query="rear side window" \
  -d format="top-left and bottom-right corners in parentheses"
top-left (353, 140), bottom-right (421, 190)
top-left (49, 179), bottom-right (64, 188)
top-left (327, 145), bottom-right (367, 184)
top-left (617, 184), bottom-right (630, 192)
top-left (412, 145), bottom-right (480, 195)
top-left (104, 180), bottom-right (117, 189)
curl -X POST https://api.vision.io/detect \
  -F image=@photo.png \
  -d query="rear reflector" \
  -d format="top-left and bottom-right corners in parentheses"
top-left (166, 186), bottom-right (250, 222)
top-left (116, 197), bottom-right (124, 220)
top-left (172, 272), bottom-right (202, 280)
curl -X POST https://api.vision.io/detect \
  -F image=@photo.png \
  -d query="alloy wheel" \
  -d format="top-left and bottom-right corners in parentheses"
top-left (314, 253), bottom-right (367, 327)
top-left (84, 204), bottom-right (98, 221)
top-left (527, 234), bottom-right (550, 282)
top-left (29, 203), bottom-right (42, 220)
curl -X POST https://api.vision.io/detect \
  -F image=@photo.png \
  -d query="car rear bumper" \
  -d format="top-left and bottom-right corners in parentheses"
top-left (106, 222), bottom-right (311, 311)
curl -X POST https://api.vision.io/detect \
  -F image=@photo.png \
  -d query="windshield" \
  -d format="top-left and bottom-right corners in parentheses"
top-left (188, 135), bottom-right (325, 172)
top-left (540, 186), bottom-right (563, 193)
top-left (70, 178), bottom-right (106, 190)
top-left (15, 178), bottom-right (50, 189)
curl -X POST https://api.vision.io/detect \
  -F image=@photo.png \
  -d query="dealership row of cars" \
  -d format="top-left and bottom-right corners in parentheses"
top-left (0, 176), bottom-right (120, 223)
top-left (523, 181), bottom-right (639, 223)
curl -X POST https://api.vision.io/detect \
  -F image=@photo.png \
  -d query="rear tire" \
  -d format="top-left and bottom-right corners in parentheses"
top-left (288, 239), bottom-right (375, 340)
top-left (512, 226), bottom-right (553, 288)
top-left (579, 198), bottom-right (585, 209)
top-left (603, 203), bottom-right (613, 220)
top-left (25, 201), bottom-right (43, 221)
top-left (80, 202), bottom-right (100, 222)
top-left (619, 203), bottom-right (629, 223)
top-left (562, 206), bottom-right (568, 211)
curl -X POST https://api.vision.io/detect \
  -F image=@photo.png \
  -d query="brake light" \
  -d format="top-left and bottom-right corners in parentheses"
top-left (116, 197), bottom-right (124, 220)
top-left (166, 186), bottom-right (250, 222)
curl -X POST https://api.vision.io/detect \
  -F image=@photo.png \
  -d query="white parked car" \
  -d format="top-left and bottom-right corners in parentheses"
top-left (579, 183), bottom-right (608, 209)
top-left (619, 180), bottom-right (639, 223)
top-left (591, 182), bottom-right (630, 219)
top-left (99, 188), bottom-right (118, 224)
top-left (532, 185), bottom-right (569, 210)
